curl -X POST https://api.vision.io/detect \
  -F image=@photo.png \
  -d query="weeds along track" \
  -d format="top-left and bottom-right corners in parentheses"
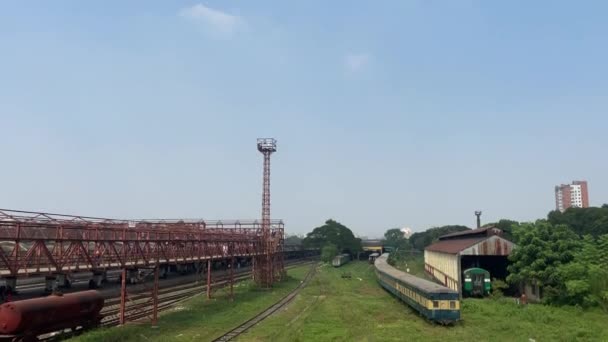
top-left (36, 259), bottom-right (315, 341)
top-left (212, 262), bottom-right (318, 342)
top-left (100, 259), bottom-right (315, 327)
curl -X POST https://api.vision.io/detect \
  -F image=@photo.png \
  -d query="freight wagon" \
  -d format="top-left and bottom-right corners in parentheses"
top-left (331, 254), bottom-right (351, 267)
top-left (375, 253), bottom-right (460, 324)
top-left (0, 290), bottom-right (104, 341)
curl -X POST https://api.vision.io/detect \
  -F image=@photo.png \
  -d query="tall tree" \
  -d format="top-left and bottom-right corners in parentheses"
top-left (548, 206), bottom-right (608, 237)
top-left (483, 219), bottom-right (519, 241)
top-left (409, 225), bottom-right (470, 250)
top-left (284, 235), bottom-right (303, 246)
top-left (507, 221), bottom-right (581, 303)
top-left (556, 234), bottom-right (608, 309)
top-left (302, 219), bottom-right (362, 254)
top-left (383, 228), bottom-right (409, 249)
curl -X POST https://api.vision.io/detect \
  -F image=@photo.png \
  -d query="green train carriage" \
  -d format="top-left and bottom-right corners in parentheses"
top-left (462, 268), bottom-right (491, 297)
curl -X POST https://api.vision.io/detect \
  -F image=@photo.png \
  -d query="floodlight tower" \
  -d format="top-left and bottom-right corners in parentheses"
top-left (475, 211), bottom-right (482, 229)
top-left (256, 138), bottom-right (277, 287)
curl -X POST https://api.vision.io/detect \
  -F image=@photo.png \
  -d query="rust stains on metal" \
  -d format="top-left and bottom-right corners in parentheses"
top-left (426, 235), bottom-right (515, 256)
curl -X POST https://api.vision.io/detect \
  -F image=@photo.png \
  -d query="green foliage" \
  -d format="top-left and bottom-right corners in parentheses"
top-left (483, 219), bottom-right (519, 241)
top-left (302, 219), bottom-right (362, 254)
top-left (547, 206), bottom-right (608, 237)
top-left (320, 244), bottom-right (338, 262)
top-left (508, 219), bottom-right (608, 310)
top-left (383, 228), bottom-right (410, 251)
top-left (408, 225), bottom-right (470, 250)
top-left (507, 221), bottom-right (580, 294)
top-left (555, 235), bottom-right (608, 310)
top-left (490, 279), bottom-right (508, 299)
top-left (284, 234), bottom-right (303, 246)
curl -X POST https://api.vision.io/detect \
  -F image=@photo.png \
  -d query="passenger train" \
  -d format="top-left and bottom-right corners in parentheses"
top-left (374, 253), bottom-right (460, 324)
top-left (331, 254), bottom-right (351, 267)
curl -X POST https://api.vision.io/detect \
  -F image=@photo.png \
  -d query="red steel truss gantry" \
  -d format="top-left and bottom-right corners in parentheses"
top-left (0, 209), bottom-right (284, 279)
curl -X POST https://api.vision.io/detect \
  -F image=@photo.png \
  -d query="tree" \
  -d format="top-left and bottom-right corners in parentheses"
top-left (383, 228), bottom-right (409, 249)
top-left (556, 234), bottom-right (608, 309)
top-left (483, 219), bottom-right (519, 241)
top-left (321, 244), bottom-right (338, 262)
top-left (302, 219), bottom-right (362, 254)
top-left (408, 225), bottom-right (470, 250)
top-left (547, 206), bottom-right (608, 237)
top-left (284, 234), bottom-right (303, 246)
top-left (507, 221), bottom-right (581, 303)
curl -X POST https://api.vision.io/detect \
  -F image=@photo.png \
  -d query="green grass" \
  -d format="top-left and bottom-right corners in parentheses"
top-left (390, 254), bottom-right (431, 279)
top-left (71, 265), bottom-right (312, 342)
top-left (238, 262), bottom-right (608, 342)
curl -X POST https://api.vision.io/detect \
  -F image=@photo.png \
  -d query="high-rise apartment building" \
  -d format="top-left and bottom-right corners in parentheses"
top-left (555, 180), bottom-right (589, 212)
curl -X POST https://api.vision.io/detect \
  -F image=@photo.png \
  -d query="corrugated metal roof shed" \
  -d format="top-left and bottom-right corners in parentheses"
top-left (425, 232), bottom-right (514, 255)
top-left (424, 237), bottom-right (487, 254)
top-left (438, 227), bottom-right (502, 241)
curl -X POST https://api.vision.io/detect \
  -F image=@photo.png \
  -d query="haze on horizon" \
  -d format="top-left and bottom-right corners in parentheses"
top-left (1, 1), bottom-right (607, 239)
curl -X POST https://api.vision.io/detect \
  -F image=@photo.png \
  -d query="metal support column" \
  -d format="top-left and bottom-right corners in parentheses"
top-left (152, 265), bottom-right (159, 326)
top-left (230, 255), bottom-right (235, 301)
top-left (119, 268), bottom-right (127, 325)
top-left (206, 259), bottom-right (211, 300)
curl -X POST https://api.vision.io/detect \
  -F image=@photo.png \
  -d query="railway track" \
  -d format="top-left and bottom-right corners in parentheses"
top-left (212, 262), bottom-right (318, 342)
top-left (99, 259), bottom-right (314, 327)
top-left (36, 259), bottom-right (316, 341)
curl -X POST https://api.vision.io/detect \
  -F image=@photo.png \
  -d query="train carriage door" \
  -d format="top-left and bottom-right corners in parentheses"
top-left (472, 272), bottom-right (484, 296)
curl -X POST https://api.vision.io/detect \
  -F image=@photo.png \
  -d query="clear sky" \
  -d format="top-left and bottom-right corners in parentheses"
top-left (1, 1), bottom-right (607, 238)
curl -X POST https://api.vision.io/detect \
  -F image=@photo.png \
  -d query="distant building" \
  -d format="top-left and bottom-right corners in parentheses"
top-left (555, 180), bottom-right (589, 212)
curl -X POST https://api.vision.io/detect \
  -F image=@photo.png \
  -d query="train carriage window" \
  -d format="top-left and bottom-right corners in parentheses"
top-left (450, 301), bottom-right (456, 309)
top-left (433, 301), bottom-right (439, 308)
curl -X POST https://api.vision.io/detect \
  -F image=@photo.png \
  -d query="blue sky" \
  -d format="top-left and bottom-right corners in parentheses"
top-left (1, 1), bottom-right (607, 238)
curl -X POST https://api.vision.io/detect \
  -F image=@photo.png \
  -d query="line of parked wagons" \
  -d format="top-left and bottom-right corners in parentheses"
top-left (331, 252), bottom-right (461, 324)
top-left (333, 252), bottom-right (497, 324)
top-left (374, 253), bottom-right (460, 324)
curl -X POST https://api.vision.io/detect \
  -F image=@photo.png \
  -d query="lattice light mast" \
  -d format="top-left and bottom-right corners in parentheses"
top-left (256, 138), bottom-right (277, 287)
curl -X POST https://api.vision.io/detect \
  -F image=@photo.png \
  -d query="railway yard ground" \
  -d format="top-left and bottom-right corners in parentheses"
top-left (70, 264), bottom-right (312, 342)
top-left (68, 261), bottom-right (608, 342)
top-left (237, 262), bottom-right (608, 342)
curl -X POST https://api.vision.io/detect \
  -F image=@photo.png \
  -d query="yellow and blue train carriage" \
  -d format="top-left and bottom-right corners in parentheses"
top-left (375, 253), bottom-right (460, 324)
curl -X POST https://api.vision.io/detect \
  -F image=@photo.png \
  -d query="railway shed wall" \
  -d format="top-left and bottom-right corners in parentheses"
top-left (424, 227), bottom-right (515, 296)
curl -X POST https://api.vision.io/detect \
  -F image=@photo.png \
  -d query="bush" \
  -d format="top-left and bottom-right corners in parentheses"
top-left (491, 279), bottom-right (508, 299)
top-left (321, 244), bottom-right (338, 263)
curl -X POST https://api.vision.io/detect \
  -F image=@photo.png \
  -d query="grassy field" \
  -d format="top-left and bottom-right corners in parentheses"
top-left (389, 253), bottom-right (431, 279)
top-left (238, 261), bottom-right (608, 342)
top-left (71, 264), bottom-right (312, 342)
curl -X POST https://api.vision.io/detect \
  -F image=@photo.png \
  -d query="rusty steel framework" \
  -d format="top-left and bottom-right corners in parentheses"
top-left (0, 209), bottom-right (284, 278)
top-left (254, 138), bottom-right (284, 288)
top-left (0, 209), bottom-right (284, 325)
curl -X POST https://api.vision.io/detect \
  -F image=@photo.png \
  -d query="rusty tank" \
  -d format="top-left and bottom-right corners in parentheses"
top-left (0, 290), bottom-right (104, 338)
